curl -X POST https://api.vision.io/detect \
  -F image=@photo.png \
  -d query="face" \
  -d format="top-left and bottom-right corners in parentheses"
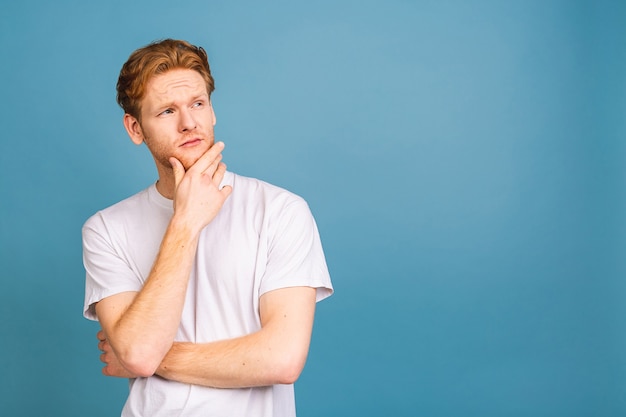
top-left (124, 68), bottom-right (216, 175)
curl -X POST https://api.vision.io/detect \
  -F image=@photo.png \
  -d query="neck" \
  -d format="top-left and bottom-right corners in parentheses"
top-left (155, 167), bottom-right (176, 200)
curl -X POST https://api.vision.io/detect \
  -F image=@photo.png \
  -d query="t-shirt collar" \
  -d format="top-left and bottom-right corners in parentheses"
top-left (147, 170), bottom-right (234, 209)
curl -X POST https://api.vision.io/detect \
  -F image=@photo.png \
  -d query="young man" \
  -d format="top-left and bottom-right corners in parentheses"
top-left (82, 39), bottom-right (333, 416)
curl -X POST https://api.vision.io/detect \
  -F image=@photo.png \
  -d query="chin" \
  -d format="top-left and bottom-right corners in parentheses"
top-left (179, 150), bottom-right (205, 170)
top-left (171, 140), bottom-right (212, 170)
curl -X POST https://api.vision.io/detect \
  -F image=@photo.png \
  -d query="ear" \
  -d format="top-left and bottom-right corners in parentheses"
top-left (123, 114), bottom-right (145, 145)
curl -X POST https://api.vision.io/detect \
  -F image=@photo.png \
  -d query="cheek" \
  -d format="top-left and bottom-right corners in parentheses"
top-left (141, 122), bottom-right (171, 146)
top-left (142, 130), bottom-right (173, 158)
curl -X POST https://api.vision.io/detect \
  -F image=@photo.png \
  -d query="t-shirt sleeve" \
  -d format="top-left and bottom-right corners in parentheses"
top-left (82, 213), bottom-right (143, 321)
top-left (259, 197), bottom-right (333, 302)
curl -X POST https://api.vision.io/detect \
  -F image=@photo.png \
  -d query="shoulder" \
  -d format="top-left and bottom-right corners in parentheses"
top-left (227, 173), bottom-right (318, 239)
top-left (82, 186), bottom-right (155, 233)
top-left (229, 172), bottom-right (307, 210)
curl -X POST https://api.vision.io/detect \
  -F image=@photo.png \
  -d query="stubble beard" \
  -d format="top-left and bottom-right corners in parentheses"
top-left (146, 132), bottom-right (215, 172)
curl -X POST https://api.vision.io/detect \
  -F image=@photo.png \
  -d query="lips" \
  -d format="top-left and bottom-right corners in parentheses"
top-left (180, 138), bottom-right (203, 147)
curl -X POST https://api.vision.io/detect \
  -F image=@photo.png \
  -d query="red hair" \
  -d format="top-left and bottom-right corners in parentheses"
top-left (116, 39), bottom-right (215, 119)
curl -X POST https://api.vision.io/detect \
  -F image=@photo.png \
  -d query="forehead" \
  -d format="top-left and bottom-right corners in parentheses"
top-left (144, 69), bottom-right (208, 103)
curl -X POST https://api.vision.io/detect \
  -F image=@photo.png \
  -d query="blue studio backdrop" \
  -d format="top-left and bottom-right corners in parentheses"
top-left (1, 1), bottom-right (624, 416)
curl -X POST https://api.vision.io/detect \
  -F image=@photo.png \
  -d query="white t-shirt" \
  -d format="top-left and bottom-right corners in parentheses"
top-left (82, 171), bottom-right (333, 417)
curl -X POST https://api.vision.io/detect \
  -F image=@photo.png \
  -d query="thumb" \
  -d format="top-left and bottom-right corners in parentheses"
top-left (169, 157), bottom-right (185, 188)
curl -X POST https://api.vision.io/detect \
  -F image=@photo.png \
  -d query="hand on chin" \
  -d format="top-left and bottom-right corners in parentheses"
top-left (175, 142), bottom-right (211, 170)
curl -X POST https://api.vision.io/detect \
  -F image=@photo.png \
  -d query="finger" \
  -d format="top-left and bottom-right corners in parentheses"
top-left (198, 146), bottom-right (224, 177)
top-left (202, 154), bottom-right (223, 179)
top-left (188, 141), bottom-right (225, 174)
top-left (220, 185), bottom-right (233, 198)
top-left (203, 154), bottom-right (226, 181)
top-left (169, 157), bottom-right (185, 188)
top-left (211, 162), bottom-right (227, 186)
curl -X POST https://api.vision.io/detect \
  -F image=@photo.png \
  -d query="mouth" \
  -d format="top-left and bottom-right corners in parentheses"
top-left (180, 138), bottom-right (203, 148)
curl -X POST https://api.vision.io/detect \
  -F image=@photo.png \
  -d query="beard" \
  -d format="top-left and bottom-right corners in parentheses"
top-left (144, 132), bottom-right (214, 172)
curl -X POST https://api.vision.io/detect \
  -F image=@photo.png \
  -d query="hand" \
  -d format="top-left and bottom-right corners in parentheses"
top-left (97, 329), bottom-right (139, 379)
top-left (169, 141), bottom-right (233, 234)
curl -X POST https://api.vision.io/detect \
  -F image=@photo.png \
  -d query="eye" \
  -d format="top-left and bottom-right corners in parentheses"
top-left (159, 109), bottom-right (174, 116)
top-left (192, 101), bottom-right (204, 108)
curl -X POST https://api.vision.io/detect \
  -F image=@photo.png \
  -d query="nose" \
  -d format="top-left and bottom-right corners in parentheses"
top-left (179, 108), bottom-right (196, 132)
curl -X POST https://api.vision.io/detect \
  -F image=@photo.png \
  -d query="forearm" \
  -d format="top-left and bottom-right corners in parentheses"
top-left (157, 331), bottom-right (305, 388)
top-left (155, 287), bottom-right (316, 388)
top-left (100, 217), bottom-right (200, 375)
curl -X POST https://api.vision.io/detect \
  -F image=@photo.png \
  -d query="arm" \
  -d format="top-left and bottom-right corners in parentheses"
top-left (95, 142), bottom-right (232, 377)
top-left (158, 286), bottom-right (316, 388)
top-left (99, 286), bottom-right (317, 387)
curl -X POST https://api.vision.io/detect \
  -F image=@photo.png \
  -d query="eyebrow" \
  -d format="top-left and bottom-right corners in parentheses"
top-left (190, 93), bottom-right (209, 103)
top-left (151, 93), bottom-right (209, 113)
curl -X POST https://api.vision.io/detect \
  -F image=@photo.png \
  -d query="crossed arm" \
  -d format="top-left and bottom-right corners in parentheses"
top-left (97, 286), bottom-right (316, 388)
top-left (94, 142), bottom-right (317, 388)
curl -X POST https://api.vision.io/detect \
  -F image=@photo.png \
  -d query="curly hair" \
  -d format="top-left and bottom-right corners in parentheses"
top-left (116, 39), bottom-right (215, 119)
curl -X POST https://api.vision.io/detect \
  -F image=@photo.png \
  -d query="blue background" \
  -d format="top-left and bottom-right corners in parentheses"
top-left (1, 1), bottom-right (624, 416)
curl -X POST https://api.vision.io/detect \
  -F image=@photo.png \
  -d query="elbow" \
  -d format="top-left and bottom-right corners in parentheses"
top-left (123, 361), bottom-right (158, 379)
top-left (118, 346), bottom-right (166, 378)
top-left (272, 352), bottom-right (308, 385)
top-left (276, 366), bottom-right (303, 385)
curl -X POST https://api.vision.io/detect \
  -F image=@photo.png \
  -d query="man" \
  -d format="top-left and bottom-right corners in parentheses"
top-left (82, 39), bottom-right (333, 416)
